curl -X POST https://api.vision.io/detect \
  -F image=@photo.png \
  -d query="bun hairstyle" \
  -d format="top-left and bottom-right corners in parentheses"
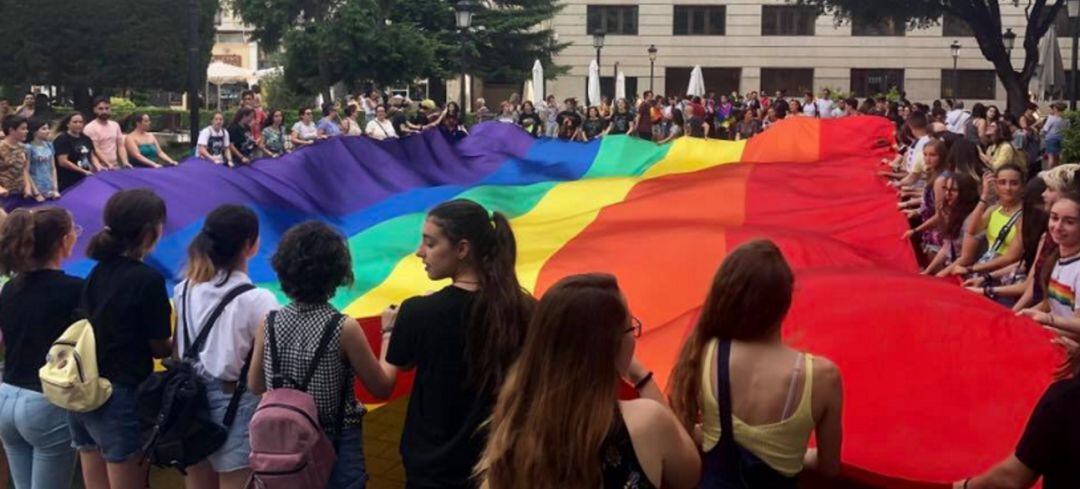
top-left (185, 205), bottom-right (259, 285)
top-left (86, 189), bottom-right (167, 262)
top-left (0, 208), bottom-right (73, 276)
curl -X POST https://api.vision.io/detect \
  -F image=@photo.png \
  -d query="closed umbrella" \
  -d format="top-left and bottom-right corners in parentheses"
top-left (615, 70), bottom-right (626, 100)
top-left (524, 80), bottom-right (535, 107)
top-left (687, 65), bottom-right (706, 97)
top-left (588, 59), bottom-right (601, 107)
top-left (532, 60), bottom-right (544, 105)
top-left (1036, 25), bottom-right (1067, 101)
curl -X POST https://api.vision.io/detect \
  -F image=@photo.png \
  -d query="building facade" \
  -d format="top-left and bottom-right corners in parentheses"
top-left (211, 8), bottom-right (261, 72)
top-left (543, 0), bottom-right (1071, 106)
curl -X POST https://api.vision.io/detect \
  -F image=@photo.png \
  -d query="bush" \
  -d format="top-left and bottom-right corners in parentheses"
top-left (261, 72), bottom-right (315, 113)
top-left (1061, 110), bottom-right (1080, 164)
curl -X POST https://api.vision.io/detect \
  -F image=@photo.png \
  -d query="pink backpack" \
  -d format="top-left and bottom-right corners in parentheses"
top-left (248, 312), bottom-right (347, 489)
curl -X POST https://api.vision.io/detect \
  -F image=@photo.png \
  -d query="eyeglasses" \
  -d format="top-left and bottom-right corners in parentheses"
top-left (625, 316), bottom-right (643, 338)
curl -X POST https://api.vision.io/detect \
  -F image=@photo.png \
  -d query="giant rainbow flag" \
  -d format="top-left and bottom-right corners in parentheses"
top-left (57, 117), bottom-right (1058, 487)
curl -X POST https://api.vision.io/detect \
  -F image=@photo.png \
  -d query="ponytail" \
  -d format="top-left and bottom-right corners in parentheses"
top-left (0, 208), bottom-right (73, 276)
top-left (185, 205), bottom-right (259, 284)
top-left (87, 189), bottom-right (167, 262)
top-left (428, 200), bottom-right (536, 394)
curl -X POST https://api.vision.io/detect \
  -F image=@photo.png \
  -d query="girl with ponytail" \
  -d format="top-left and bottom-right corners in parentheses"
top-left (0, 208), bottom-right (81, 488)
top-left (383, 199), bottom-right (535, 488)
top-left (175, 205), bottom-right (279, 489)
top-left (72, 189), bottom-right (172, 489)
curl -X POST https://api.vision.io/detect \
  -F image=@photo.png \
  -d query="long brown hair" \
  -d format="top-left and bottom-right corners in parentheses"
top-left (475, 273), bottom-right (628, 489)
top-left (0, 208), bottom-right (73, 276)
top-left (185, 205), bottom-right (259, 285)
top-left (668, 240), bottom-right (795, 431)
top-left (1044, 192), bottom-right (1080, 379)
top-left (427, 199), bottom-right (535, 394)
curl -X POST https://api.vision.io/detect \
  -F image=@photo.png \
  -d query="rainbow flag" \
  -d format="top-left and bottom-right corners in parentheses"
top-left (57, 118), bottom-right (1059, 486)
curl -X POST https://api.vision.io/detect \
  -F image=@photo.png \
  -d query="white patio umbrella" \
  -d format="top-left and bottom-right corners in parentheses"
top-left (687, 65), bottom-right (706, 97)
top-left (206, 61), bottom-right (255, 109)
top-left (532, 60), bottom-right (544, 105)
top-left (523, 80), bottom-right (535, 106)
top-left (615, 70), bottom-right (626, 100)
top-left (587, 59), bottom-right (601, 107)
top-left (1036, 25), bottom-right (1067, 101)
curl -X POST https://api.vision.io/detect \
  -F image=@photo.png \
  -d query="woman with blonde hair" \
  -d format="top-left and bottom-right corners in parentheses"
top-left (476, 273), bottom-right (700, 489)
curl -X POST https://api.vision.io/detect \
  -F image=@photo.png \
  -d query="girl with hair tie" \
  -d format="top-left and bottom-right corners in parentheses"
top-left (382, 199), bottom-right (536, 489)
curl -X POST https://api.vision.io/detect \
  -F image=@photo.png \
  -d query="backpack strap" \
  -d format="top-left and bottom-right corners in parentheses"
top-left (297, 312), bottom-right (344, 392)
top-left (267, 311), bottom-right (284, 389)
top-left (222, 345), bottom-right (254, 428)
top-left (715, 340), bottom-right (744, 483)
top-left (183, 283), bottom-right (256, 361)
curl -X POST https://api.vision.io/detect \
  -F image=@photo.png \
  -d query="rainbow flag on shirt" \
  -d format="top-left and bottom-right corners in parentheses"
top-left (51, 118), bottom-right (1061, 487)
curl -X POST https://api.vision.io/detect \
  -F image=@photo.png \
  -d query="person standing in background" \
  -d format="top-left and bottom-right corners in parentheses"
top-left (83, 97), bottom-right (129, 170)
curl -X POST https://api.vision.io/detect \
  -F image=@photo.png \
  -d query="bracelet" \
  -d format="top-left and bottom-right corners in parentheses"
top-left (381, 326), bottom-right (394, 335)
top-left (633, 371), bottom-right (654, 391)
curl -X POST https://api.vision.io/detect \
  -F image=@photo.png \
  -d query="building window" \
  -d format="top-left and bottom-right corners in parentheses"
top-left (850, 69), bottom-right (904, 97)
top-left (674, 6), bottom-right (726, 36)
top-left (215, 32), bottom-right (246, 44)
top-left (762, 6), bottom-right (817, 36)
top-left (941, 69), bottom-right (997, 99)
top-left (942, 14), bottom-right (974, 37)
top-left (760, 68), bottom-right (814, 96)
top-left (587, 5), bottom-right (638, 35)
top-left (664, 67), bottom-right (741, 97)
top-left (852, 17), bottom-right (906, 36)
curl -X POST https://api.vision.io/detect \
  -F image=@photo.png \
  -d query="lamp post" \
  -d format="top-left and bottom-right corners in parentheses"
top-left (647, 44), bottom-right (657, 93)
top-left (950, 40), bottom-right (961, 100)
top-left (187, 0), bottom-right (200, 149)
top-left (593, 29), bottom-right (605, 97)
top-left (1070, 0), bottom-right (1080, 109)
top-left (455, 0), bottom-right (474, 112)
top-left (1003, 28), bottom-right (1016, 57)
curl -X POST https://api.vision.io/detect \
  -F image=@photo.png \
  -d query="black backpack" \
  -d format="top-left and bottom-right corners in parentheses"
top-left (137, 282), bottom-right (255, 472)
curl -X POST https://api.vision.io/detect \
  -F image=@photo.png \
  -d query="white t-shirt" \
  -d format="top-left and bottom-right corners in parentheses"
top-left (830, 107), bottom-right (845, 118)
top-left (291, 121), bottom-right (319, 141)
top-left (196, 126), bottom-right (230, 156)
top-left (906, 135), bottom-right (930, 173)
top-left (815, 98), bottom-right (834, 119)
top-left (1049, 254), bottom-right (1080, 319)
top-left (174, 272), bottom-right (279, 381)
top-left (802, 101), bottom-right (818, 117)
top-left (366, 119), bottom-right (397, 140)
top-left (946, 109), bottom-right (971, 134)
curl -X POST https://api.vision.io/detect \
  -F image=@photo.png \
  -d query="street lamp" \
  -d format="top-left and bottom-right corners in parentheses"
top-left (647, 44), bottom-right (658, 93)
top-left (1003, 28), bottom-right (1016, 56)
top-left (455, 0), bottom-right (474, 112)
top-left (950, 40), bottom-right (961, 100)
top-left (593, 29), bottom-right (605, 97)
top-left (1070, 0), bottom-right (1080, 109)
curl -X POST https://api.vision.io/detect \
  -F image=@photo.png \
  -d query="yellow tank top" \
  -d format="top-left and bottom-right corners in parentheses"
top-left (700, 339), bottom-right (815, 477)
top-left (986, 206), bottom-right (1020, 255)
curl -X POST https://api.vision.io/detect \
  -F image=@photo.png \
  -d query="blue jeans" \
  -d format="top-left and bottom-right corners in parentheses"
top-left (326, 425), bottom-right (367, 489)
top-left (0, 383), bottom-right (77, 489)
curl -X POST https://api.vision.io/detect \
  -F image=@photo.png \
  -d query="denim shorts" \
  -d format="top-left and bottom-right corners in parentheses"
top-left (68, 384), bottom-right (141, 463)
top-left (1047, 136), bottom-right (1063, 155)
top-left (203, 377), bottom-right (260, 472)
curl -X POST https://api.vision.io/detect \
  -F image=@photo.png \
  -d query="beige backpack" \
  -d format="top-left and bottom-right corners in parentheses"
top-left (39, 319), bottom-right (113, 412)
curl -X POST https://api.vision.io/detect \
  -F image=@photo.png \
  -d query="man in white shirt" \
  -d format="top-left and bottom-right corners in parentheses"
top-left (945, 99), bottom-right (970, 134)
top-left (83, 97), bottom-right (130, 169)
top-left (815, 89), bottom-right (835, 119)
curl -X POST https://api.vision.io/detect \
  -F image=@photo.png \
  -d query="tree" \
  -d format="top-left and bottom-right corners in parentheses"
top-left (229, 0), bottom-right (566, 101)
top-left (0, 0), bottom-right (218, 112)
top-left (795, 0), bottom-right (1066, 116)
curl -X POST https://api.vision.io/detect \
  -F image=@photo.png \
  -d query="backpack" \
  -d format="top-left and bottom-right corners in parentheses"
top-left (247, 311), bottom-right (349, 489)
top-left (137, 282), bottom-right (255, 472)
top-left (39, 319), bottom-right (113, 412)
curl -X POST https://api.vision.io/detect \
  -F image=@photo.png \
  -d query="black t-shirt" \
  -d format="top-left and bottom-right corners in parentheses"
top-left (517, 113), bottom-right (542, 137)
top-left (81, 257), bottom-right (172, 387)
top-left (53, 132), bottom-right (94, 191)
top-left (557, 110), bottom-right (582, 130)
top-left (1015, 376), bottom-right (1080, 488)
top-left (583, 118), bottom-right (608, 140)
top-left (0, 270), bottom-right (84, 391)
top-left (387, 285), bottom-right (487, 488)
top-left (609, 112), bottom-right (633, 134)
top-left (228, 123), bottom-right (256, 158)
top-left (391, 111), bottom-right (411, 137)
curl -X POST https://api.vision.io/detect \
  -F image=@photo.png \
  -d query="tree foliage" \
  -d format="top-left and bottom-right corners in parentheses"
top-left (0, 0), bottom-right (218, 95)
top-left (229, 0), bottom-right (566, 97)
top-left (795, 0), bottom-right (1066, 114)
